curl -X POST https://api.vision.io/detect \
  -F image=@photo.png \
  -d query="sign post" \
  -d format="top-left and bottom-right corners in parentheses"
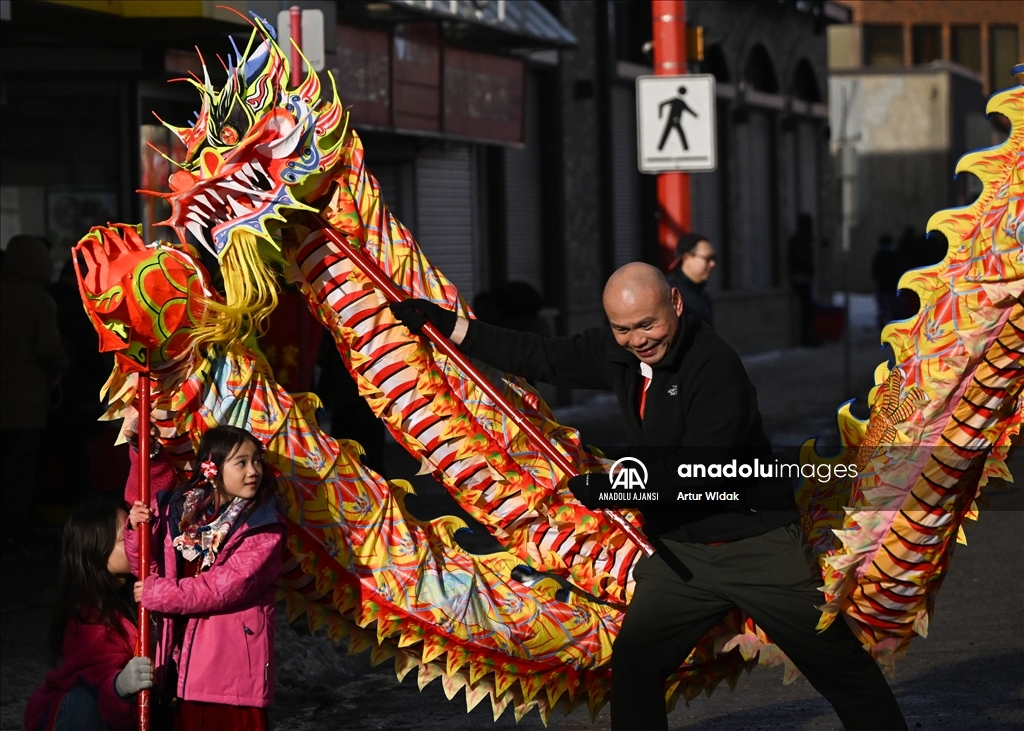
top-left (651, 0), bottom-right (690, 268)
top-left (636, 74), bottom-right (717, 174)
top-left (277, 7), bottom-right (326, 77)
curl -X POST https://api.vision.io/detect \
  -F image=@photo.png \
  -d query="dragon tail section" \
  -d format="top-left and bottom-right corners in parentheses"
top-left (812, 80), bottom-right (1023, 669)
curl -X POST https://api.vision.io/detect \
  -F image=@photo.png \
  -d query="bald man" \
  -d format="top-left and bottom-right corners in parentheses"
top-left (390, 264), bottom-right (905, 731)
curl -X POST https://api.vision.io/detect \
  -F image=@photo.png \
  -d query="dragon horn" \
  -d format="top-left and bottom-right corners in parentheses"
top-left (197, 46), bottom-right (213, 95)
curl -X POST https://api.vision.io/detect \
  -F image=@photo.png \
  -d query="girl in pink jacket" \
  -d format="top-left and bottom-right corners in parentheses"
top-left (127, 425), bottom-right (284, 731)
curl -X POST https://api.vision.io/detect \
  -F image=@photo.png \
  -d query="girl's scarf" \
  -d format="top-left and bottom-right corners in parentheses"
top-left (172, 486), bottom-right (251, 570)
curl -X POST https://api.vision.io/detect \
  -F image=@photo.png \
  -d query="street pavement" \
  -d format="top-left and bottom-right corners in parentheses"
top-left (2, 305), bottom-right (1021, 730)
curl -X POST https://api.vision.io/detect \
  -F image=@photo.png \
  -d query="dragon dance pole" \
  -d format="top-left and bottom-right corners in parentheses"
top-left (310, 213), bottom-right (656, 557)
top-left (136, 368), bottom-right (152, 731)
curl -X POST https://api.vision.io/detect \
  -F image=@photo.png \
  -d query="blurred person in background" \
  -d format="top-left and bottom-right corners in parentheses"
top-left (871, 234), bottom-right (903, 331)
top-left (48, 259), bottom-right (114, 500)
top-left (665, 232), bottom-right (716, 327)
top-left (1, 235), bottom-right (67, 553)
top-left (473, 281), bottom-right (552, 337)
top-left (787, 214), bottom-right (817, 346)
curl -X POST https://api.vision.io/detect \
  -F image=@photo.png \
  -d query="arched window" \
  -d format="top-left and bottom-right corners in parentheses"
top-left (791, 59), bottom-right (821, 102)
top-left (742, 45), bottom-right (778, 93)
top-left (704, 44), bottom-right (730, 83)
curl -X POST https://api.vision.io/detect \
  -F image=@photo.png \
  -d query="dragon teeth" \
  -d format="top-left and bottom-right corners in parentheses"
top-left (241, 162), bottom-right (256, 181)
top-left (221, 179), bottom-right (253, 194)
top-left (226, 195), bottom-right (250, 217)
top-left (185, 220), bottom-right (212, 253)
top-left (186, 210), bottom-right (206, 226)
top-left (251, 160), bottom-right (267, 176)
top-left (207, 188), bottom-right (225, 204)
top-left (194, 193), bottom-right (214, 211)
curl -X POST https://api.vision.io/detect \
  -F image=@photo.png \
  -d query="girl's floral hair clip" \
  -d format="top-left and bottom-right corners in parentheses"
top-left (200, 460), bottom-right (218, 483)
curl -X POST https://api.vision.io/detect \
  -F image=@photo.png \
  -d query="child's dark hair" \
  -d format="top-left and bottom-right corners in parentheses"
top-left (181, 425), bottom-right (272, 496)
top-left (49, 499), bottom-right (136, 666)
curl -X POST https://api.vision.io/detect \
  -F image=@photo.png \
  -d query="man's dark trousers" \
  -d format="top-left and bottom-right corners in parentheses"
top-left (611, 523), bottom-right (907, 731)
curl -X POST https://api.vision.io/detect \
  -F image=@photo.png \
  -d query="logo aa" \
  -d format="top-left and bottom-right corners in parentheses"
top-left (609, 457), bottom-right (648, 490)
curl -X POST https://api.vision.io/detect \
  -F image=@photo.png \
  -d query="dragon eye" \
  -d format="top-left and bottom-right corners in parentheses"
top-left (220, 126), bottom-right (239, 145)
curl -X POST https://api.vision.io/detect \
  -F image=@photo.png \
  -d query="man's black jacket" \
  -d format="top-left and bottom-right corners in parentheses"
top-left (458, 313), bottom-right (798, 543)
top-left (666, 269), bottom-right (714, 327)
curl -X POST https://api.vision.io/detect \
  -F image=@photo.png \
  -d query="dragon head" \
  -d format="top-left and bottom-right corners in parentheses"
top-left (149, 18), bottom-right (348, 259)
top-left (74, 224), bottom-right (212, 372)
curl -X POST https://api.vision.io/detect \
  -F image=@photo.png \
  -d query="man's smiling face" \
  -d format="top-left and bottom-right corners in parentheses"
top-left (603, 265), bottom-right (684, 365)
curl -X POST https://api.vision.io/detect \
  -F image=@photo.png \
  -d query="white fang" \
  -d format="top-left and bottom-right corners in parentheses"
top-left (185, 221), bottom-right (212, 253)
top-left (227, 195), bottom-right (250, 217)
top-left (221, 180), bottom-right (253, 194)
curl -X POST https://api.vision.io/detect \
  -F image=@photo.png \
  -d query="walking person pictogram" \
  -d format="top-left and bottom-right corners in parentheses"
top-left (657, 86), bottom-right (698, 151)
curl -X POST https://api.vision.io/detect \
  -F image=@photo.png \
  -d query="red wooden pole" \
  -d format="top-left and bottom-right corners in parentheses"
top-left (310, 214), bottom-right (656, 556)
top-left (136, 371), bottom-right (152, 730)
top-left (652, 0), bottom-right (691, 270)
top-left (289, 5), bottom-right (302, 88)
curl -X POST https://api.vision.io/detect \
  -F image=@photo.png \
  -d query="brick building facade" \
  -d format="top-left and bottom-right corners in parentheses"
top-left (830, 0), bottom-right (1021, 95)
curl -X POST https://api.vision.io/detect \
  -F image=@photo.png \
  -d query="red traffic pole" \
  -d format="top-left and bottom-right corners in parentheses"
top-left (310, 213), bottom-right (656, 556)
top-left (652, 0), bottom-right (691, 270)
top-left (136, 370), bottom-right (152, 731)
top-left (289, 5), bottom-right (302, 88)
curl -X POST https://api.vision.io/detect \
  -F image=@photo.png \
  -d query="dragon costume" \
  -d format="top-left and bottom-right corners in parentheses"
top-left (73, 18), bottom-right (1022, 723)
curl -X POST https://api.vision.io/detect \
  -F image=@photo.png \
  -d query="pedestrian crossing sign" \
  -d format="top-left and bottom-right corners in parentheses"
top-left (636, 74), bottom-right (717, 173)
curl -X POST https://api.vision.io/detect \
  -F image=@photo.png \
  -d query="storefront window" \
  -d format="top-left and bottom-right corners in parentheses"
top-left (912, 25), bottom-right (942, 65)
top-left (989, 25), bottom-right (1019, 91)
top-left (337, 24), bottom-right (391, 127)
top-left (951, 25), bottom-right (982, 73)
top-left (864, 25), bottom-right (903, 67)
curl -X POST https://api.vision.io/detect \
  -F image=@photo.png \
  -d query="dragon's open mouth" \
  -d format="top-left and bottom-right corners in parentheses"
top-left (155, 104), bottom-right (321, 256)
top-left (182, 159), bottom-right (277, 252)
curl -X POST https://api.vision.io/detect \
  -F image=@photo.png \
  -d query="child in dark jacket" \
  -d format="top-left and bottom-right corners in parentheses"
top-left (25, 500), bottom-right (153, 731)
top-left (127, 425), bottom-right (284, 731)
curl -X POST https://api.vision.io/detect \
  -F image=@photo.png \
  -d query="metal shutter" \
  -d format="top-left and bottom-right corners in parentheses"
top-left (415, 145), bottom-right (477, 298)
top-left (611, 85), bottom-right (642, 267)
top-left (505, 72), bottom-right (543, 290)
top-left (734, 110), bottom-right (774, 290)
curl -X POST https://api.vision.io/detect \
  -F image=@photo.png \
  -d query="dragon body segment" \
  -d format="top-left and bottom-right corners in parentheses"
top-left (807, 84), bottom-right (1024, 667)
top-left (282, 147), bottom-right (646, 606)
top-left (74, 225), bottom-right (632, 722)
top-left (77, 18), bottom-right (1022, 722)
